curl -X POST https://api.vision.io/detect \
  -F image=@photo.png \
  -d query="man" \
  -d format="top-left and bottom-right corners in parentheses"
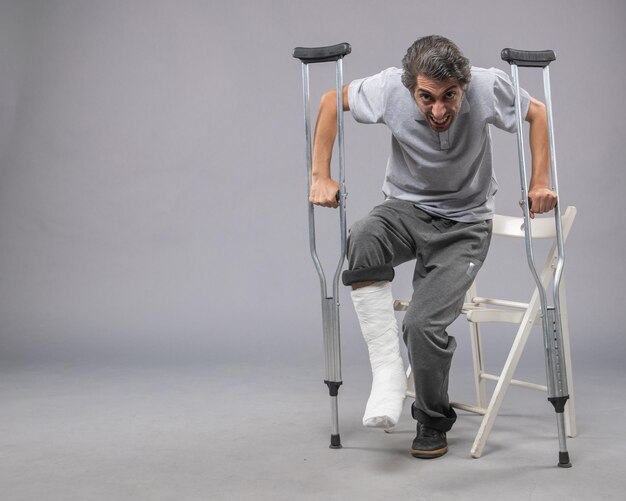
top-left (309, 35), bottom-right (557, 459)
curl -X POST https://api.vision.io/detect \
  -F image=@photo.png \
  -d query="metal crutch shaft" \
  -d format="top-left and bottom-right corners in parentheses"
top-left (502, 48), bottom-right (572, 468)
top-left (293, 43), bottom-right (351, 449)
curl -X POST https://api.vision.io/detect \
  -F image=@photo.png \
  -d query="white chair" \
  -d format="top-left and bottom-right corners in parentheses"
top-left (394, 206), bottom-right (577, 458)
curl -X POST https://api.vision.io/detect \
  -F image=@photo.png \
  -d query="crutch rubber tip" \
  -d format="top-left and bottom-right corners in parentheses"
top-left (558, 451), bottom-right (572, 468)
top-left (330, 434), bottom-right (342, 449)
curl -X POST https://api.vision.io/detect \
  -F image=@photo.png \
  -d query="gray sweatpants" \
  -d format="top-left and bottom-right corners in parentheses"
top-left (342, 198), bottom-right (492, 432)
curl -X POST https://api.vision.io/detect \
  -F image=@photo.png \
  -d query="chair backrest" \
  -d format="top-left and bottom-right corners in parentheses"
top-left (492, 206), bottom-right (577, 240)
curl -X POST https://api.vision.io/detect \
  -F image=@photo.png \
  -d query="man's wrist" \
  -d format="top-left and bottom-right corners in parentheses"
top-left (311, 170), bottom-right (331, 181)
top-left (529, 181), bottom-right (551, 191)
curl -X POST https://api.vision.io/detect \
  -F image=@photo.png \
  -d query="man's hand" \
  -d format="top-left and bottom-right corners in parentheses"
top-left (521, 186), bottom-right (558, 219)
top-left (310, 177), bottom-right (340, 208)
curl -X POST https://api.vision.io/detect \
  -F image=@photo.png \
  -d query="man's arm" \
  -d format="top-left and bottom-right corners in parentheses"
top-left (309, 84), bottom-right (350, 208)
top-left (525, 97), bottom-right (558, 218)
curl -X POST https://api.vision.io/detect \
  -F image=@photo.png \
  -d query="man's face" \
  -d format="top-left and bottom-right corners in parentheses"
top-left (413, 76), bottom-right (464, 132)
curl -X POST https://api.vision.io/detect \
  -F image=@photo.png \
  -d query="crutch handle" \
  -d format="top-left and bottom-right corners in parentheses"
top-left (501, 48), bottom-right (556, 67)
top-left (293, 43), bottom-right (352, 63)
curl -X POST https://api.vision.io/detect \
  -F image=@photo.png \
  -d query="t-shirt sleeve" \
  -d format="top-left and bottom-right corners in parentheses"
top-left (348, 68), bottom-right (396, 124)
top-left (491, 68), bottom-right (531, 132)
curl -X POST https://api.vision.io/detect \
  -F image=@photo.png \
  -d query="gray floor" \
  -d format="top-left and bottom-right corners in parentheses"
top-left (1, 360), bottom-right (625, 501)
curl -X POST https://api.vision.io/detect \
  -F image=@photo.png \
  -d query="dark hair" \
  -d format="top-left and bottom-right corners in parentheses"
top-left (401, 35), bottom-right (471, 94)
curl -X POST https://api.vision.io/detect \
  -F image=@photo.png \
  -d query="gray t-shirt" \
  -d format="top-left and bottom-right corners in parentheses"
top-left (348, 66), bottom-right (530, 222)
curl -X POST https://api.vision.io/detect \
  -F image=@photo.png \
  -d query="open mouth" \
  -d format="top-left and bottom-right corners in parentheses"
top-left (428, 114), bottom-right (452, 130)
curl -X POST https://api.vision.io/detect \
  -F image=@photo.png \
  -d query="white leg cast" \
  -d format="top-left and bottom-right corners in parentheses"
top-left (352, 281), bottom-right (406, 429)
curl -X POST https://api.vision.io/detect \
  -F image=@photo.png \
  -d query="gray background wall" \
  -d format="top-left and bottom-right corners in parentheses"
top-left (0, 0), bottom-right (624, 371)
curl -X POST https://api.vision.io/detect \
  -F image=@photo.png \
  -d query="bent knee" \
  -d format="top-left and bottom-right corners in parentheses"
top-left (347, 219), bottom-right (383, 249)
top-left (402, 314), bottom-right (455, 349)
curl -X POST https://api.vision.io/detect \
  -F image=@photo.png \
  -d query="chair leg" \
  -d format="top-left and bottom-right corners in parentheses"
top-left (471, 315), bottom-right (536, 458)
top-left (466, 282), bottom-right (487, 409)
top-left (469, 321), bottom-right (488, 409)
top-left (405, 366), bottom-right (415, 399)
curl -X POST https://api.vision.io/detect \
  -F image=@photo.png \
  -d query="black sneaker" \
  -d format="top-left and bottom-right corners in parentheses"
top-left (410, 422), bottom-right (448, 459)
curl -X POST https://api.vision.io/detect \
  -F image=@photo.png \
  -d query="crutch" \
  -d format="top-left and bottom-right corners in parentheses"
top-left (292, 43), bottom-right (351, 449)
top-left (501, 48), bottom-right (572, 468)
